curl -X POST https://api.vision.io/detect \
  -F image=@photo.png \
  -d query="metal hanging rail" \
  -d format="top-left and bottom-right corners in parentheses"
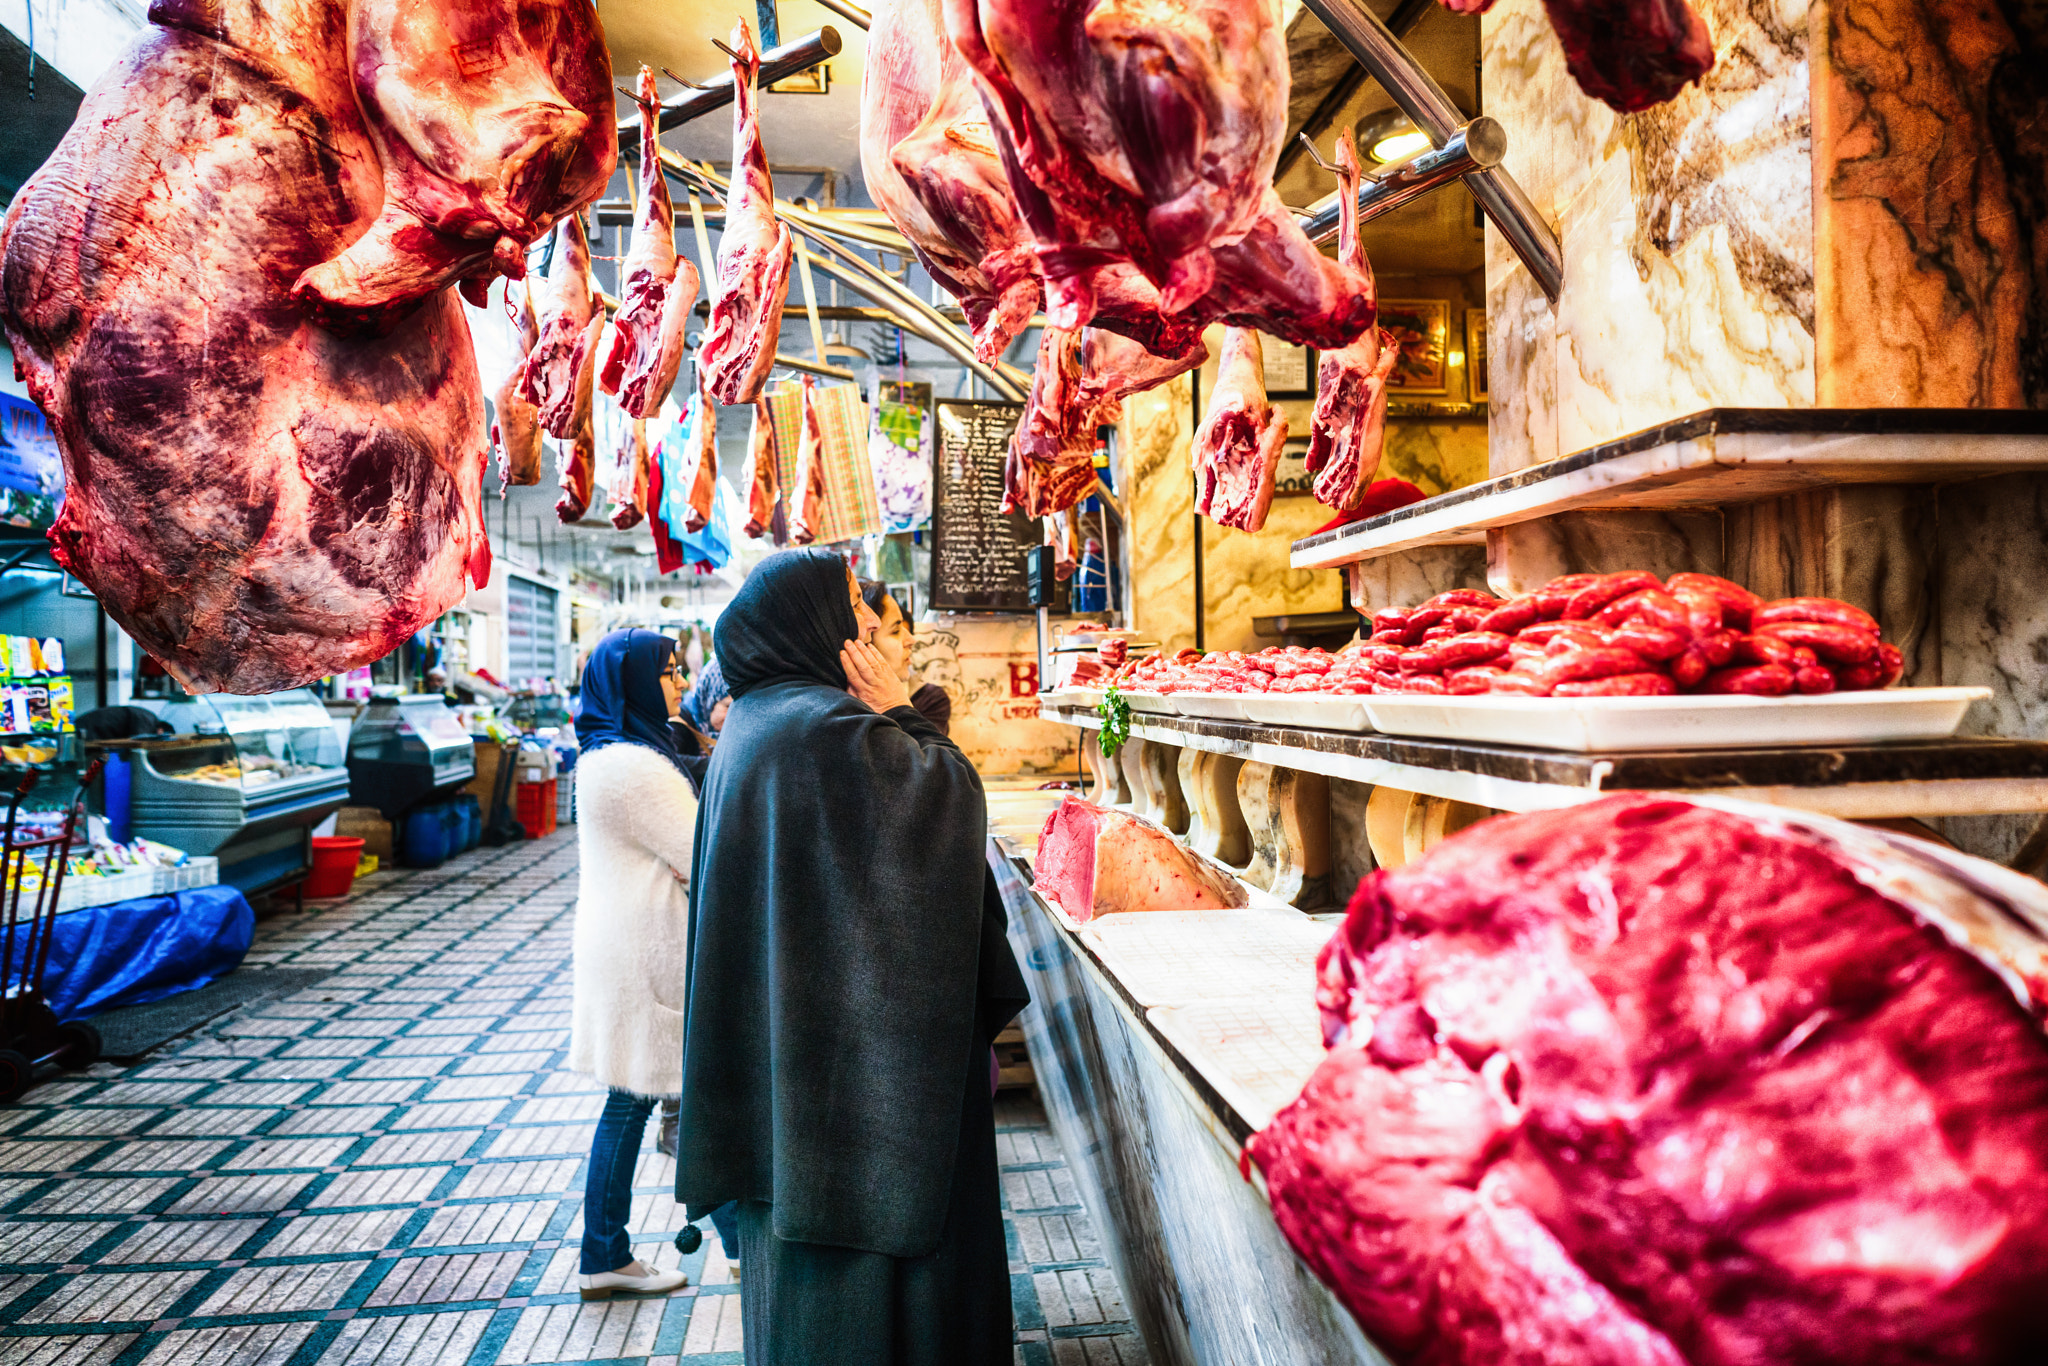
top-left (811, 0), bottom-right (870, 29)
top-left (1301, 0), bottom-right (1562, 300)
top-left (617, 27), bottom-right (843, 147)
top-left (1300, 116), bottom-right (1507, 244)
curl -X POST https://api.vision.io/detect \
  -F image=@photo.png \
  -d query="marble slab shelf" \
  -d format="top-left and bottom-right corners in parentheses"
top-left (1291, 408), bottom-right (2048, 569)
top-left (1043, 705), bottom-right (2048, 819)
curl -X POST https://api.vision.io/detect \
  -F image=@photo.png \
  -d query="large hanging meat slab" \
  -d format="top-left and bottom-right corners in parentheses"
top-left (0, 0), bottom-right (613, 694)
top-left (698, 20), bottom-right (794, 406)
top-left (1248, 794), bottom-right (2048, 1365)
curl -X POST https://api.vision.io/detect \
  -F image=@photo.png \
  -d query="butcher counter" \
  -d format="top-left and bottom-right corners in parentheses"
top-left (984, 791), bottom-right (1386, 1366)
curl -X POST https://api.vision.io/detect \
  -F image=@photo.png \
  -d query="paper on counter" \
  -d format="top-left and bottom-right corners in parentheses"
top-left (1078, 907), bottom-right (1334, 1008)
top-left (1148, 995), bottom-right (1330, 1133)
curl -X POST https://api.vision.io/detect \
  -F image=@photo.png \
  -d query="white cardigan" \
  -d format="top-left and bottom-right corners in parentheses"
top-left (568, 743), bottom-right (698, 1097)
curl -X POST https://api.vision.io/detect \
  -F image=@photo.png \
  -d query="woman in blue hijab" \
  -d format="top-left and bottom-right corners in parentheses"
top-left (568, 629), bottom-right (734, 1299)
top-left (679, 657), bottom-right (732, 743)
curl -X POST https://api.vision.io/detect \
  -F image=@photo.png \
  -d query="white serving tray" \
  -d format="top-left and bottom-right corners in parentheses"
top-left (1035, 687), bottom-right (1085, 710)
top-left (1239, 693), bottom-right (1375, 732)
top-left (1170, 691), bottom-right (1249, 721)
top-left (1124, 690), bottom-right (1177, 715)
top-left (1361, 687), bottom-right (1992, 753)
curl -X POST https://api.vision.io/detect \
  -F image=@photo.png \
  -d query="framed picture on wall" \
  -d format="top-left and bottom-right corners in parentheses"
top-left (1466, 308), bottom-right (1490, 403)
top-left (1262, 339), bottom-right (1315, 398)
top-left (1378, 299), bottom-right (1450, 394)
top-left (1272, 438), bottom-right (1315, 498)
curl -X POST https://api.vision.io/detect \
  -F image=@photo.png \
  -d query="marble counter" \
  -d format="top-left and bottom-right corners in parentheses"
top-left (989, 844), bottom-right (1390, 1366)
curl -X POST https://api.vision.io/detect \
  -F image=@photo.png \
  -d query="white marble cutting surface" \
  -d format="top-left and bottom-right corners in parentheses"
top-left (1078, 907), bottom-right (1334, 1009)
top-left (1148, 996), bottom-right (1333, 1134)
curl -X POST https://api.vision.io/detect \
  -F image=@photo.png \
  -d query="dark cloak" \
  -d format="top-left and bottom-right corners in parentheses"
top-left (574, 629), bottom-right (688, 778)
top-left (675, 549), bottom-right (1028, 1258)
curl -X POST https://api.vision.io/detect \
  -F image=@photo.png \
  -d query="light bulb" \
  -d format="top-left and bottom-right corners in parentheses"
top-left (1368, 129), bottom-right (1432, 165)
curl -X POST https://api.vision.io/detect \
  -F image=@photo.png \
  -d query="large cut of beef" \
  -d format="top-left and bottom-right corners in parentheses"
top-left (1248, 795), bottom-right (2048, 1366)
top-left (1034, 796), bottom-right (1248, 922)
top-left (862, 0), bottom-right (1041, 364)
top-left (0, 0), bottom-right (542, 693)
top-left (599, 65), bottom-right (700, 419)
top-left (518, 214), bottom-right (604, 439)
top-left (944, 0), bottom-right (1377, 354)
top-left (1004, 327), bottom-right (1202, 518)
top-left (1305, 130), bottom-right (1394, 512)
top-left (292, 0), bottom-right (614, 332)
top-left (493, 283), bottom-right (545, 488)
top-left (1193, 327), bottom-right (1288, 532)
top-left (699, 20), bottom-right (794, 405)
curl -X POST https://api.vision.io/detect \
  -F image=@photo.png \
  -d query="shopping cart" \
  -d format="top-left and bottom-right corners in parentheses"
top-left (0, 760), bottom-right (103, 1102)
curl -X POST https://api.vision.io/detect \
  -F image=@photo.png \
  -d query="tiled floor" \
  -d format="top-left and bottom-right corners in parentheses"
top-left (0, 832), bottom-right (1149, 1365)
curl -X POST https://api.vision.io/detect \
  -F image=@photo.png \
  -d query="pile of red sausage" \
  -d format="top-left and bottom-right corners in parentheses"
top-left (1100, 573), bottom-right (1905, 700)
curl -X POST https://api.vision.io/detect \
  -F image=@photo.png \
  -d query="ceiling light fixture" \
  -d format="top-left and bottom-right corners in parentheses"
top-left (1355, 108), bottom-right (1433, 167)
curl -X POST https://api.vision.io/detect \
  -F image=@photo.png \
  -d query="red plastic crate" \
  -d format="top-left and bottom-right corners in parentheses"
top-left (516, 779), bottom-right (558, 838)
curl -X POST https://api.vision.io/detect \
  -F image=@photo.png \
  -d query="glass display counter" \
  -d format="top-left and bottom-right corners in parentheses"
top-left (346, 694), bottom-right (477, 820)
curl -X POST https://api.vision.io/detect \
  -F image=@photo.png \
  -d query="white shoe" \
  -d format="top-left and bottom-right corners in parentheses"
top-left (579, 1262), bottom-right (690, 1301)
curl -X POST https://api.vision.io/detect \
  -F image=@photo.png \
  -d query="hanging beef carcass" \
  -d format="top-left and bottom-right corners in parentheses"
top-left (606, 415), bottom-right (650, 531)
top-left (293, 0), bottom-right (615, 331)
top-left (1305, 131), bottom-right (1396, 512)
top-left (1248, 794), bottom-right (2048, 1366)
top-left (518, 214), bottom-right (604, 439)
top-left (1193, 328), bottom-right (1288, 532)
top-left (786, 377), bottom-right (828, 545)
top-left (862, 0), bottom-right (1040, 363)
top-left (1004, 327), bottom-right (1203, 518)
top-left (943, 0), bottom-right (1377, 355)
top-left (493, 283), bottom-right (545, 488)
top-left (600, 65), bottom-right (701, 419)
top-left (699, 20), bottom-right (794, 405)
top-left (0, 0), bottom-right (623, 692)
top-left (741, 395), bottom-right (781, 539)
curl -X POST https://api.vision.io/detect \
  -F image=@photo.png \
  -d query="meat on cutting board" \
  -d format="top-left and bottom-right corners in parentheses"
top-left (0, 0), bottom-right (493, 694)
top-left (699, 20), bottom-right (794, 405)
top-left (741, 395), bottom-right (781, 539)
top-left (295, 0), bottom-right (613, 331)
top-left (862, 0), bottom-right (1040, 363)
top-left (786, 376), bottom-right (828, 545)
top-left (1305, 131), bottom-right (1394, 512)
top-left (1034, 796), bottom-right (1249, 922)
top-left (1193, 328), bottom-right (1289, 533)
top-left (606, 416), bottom-right (649, 530)
top-left (945, 0), bottom-right (1377, 353)
top-left (1249, 795), bottom-right (2048, 1365)
top-left (518, 214), bottom-right (605, 439)
top-left (600, 65), bottom-right (700, 418)
top-left (493, 283), bottom-right (545, 488)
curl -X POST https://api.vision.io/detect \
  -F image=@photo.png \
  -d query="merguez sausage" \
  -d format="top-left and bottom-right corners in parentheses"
top-left (1753, 621), bottom-right (1879, 665)
top-left (1703, 664), bottom-right (1795, 696)
top-left (1666, 573), bottom-right (1762, 628)
top-left (1564, 572), bottom-right (1664, 622)
top-left (1553, 673), bottom-right (1676, 697)
top-left (1537, 647), bottom-right (1654, 688)
top-left (1752, 597), bottom-right (1880, 635)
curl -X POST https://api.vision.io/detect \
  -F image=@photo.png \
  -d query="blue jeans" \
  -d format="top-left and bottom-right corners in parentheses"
top-left (581, 1089), bottom-right (740, 1273)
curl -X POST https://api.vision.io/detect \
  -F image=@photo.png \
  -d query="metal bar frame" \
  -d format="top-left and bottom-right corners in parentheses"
top-left (619, 27), bottom-right (844, 147)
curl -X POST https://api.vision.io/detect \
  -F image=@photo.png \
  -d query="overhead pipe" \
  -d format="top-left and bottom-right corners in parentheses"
top-left (616, 27), bottom-right (842, 146)
top-left (592, 287), bottom-right (858, 383)
top-left (1272, 0), bottom-right (1436, 181)
top-left (1300, 0), bottom-right (1562, 300)
top-left (589, 196), bottom-right (914, 258)
top-left (811, 0), bottom-right (871, 28)
top-left (1300, 117), bottom-right (1507, 245)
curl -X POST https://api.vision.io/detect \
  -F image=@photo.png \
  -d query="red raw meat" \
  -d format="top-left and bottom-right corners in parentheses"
top-left (944, 0), bottom-right (1378, 353)
top-left (292, 0), bottom-right (614, 332)
top-left (1250, 795), bottom-right (2048, 1366)
top-left (1193, 328), bottom-right (1290, 533)
top-left (493, 284), bottom-right (545, 488)
top-left (0, 0), bottom-right (498, 694)
top-left (1541, 0), bottom-right (1715, 113)
top-left (1005, 327), bottom-right (1202, 518)
top-left (1034, 796), bottom-right (1248, 922)
top-left (862, 0), bottom-right (1041, 363)
top-left (741, 395), bottom-right (781, 539)
top-left (786, 377), bottom-right (827, 545)
top-left (675, 375), bottom-right (719, 535)
top-left (699, 20), bottom-right (794, 405)
top-left (1305, 131), bottom-right (1396, 511)
top-left (555, 396), bottom-right (595, 524)
top-left (519, 214), bottom-right (604, 439)
top-left (605, 417), bottom-right (649, 531)
top-left (599, 65), bottom-right (701, 419)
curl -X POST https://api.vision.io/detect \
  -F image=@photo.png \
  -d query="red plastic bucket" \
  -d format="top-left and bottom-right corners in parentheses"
top-left (303, 836), bottom-right (366, 899)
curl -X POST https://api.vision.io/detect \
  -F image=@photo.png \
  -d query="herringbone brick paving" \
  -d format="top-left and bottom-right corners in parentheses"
top-left (0, 831), bottom-right (1148, 1365)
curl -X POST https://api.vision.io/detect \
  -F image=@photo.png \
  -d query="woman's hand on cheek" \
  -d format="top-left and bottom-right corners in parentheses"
top-left (841, 640), bottom-right (914, 714)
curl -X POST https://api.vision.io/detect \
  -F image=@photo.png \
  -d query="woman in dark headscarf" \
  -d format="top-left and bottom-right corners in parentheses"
top-left (676, 549), bottom-right (1028, 1365)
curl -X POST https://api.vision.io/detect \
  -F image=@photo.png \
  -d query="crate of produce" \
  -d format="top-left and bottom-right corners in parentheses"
top-left (515, 779), bottom-right (558, 839)
top-left (554, 771), bottom-right (575, 826)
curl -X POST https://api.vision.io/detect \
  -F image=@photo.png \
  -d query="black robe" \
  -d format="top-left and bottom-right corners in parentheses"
top-left (675, 551), bottom-right (1027, 1361)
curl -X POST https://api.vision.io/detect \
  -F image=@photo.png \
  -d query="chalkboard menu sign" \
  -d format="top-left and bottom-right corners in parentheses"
top-left (930, 400), bottom-right (1038, 612)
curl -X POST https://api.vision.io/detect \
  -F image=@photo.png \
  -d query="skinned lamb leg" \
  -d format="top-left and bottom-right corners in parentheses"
top-left (672, 372), bottom-right (720, 535)
top-left (292, 0), bottom-right (615, 333)
top-left (786, 376), bottom-right (828, 545)
top-left (555, 342), bottom-right (596, 522)
top-left (517, 214), bottom-right (603, 439)
top-left (1305, 131), bottom-right (1394, 512)
top-left (599, 65), bottom-right (701, 418)
top-left (1193, 327), bottom-right (1288, 532)
top-left (742, 395), bottom-right (781, 538)
top-left (607, 417), bottom-right (650, 530)
top-left (1005, 326), bottom-right (1204, 518)
top-left (699, 20), bottom-right (794, 404)
top-left (493, 283), bottom-right (544, 488)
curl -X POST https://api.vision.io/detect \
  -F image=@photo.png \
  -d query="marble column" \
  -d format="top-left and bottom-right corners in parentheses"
top-left (1179, 748), bottom-right (1252, 868)
top-left (1120, 376), bottom-right (1198, 652)
top-left (1237, 762), bottom-right (1332, 908)
top-left (1140, 738), bottom-right (1191, 835)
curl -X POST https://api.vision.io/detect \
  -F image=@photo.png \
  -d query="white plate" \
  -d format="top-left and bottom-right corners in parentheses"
top-left (1361, 687), bottom-right (1991, 753)
top-left (1170, 691), bottom-right (1249, 721)
top-left (1238, 693), bottom-right (1375, 732)
top-left (1125, 691), bottom-right (1177, 715)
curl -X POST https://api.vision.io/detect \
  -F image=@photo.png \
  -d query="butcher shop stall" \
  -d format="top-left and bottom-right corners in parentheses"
top-left (1, 0), bottom-right (2047, 1361)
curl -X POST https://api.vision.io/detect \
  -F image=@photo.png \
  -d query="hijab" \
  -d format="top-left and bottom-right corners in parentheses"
top-left (681, 657), bottom-right (731, 734)
top-left (574, 629), bottom-right (688, 778)
top-left (714, 548), bottom-right (856, 697)
top-left (675, 548), bottom-right (1027, 1258)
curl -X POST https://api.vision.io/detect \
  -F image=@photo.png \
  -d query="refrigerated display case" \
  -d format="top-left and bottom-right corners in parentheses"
top-left (128, 688), bottom-right (352, 895)
top-left (346, 694), bottom-right (476, 820)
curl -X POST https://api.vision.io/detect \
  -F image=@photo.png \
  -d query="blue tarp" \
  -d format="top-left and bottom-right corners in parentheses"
top-left (23, 886), bottom-right (255, 1019)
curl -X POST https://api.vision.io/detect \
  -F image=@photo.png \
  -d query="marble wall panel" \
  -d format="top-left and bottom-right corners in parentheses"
top-left (1121, 376), bottom-right (1199, 652)
top-left (1483, 509), bottom-right (1723, 596)
top-left (1812, 0), bottom-right (2047, 407)
top-left (1345, 546), bottom-right (1491, 615)
top-left (1328, 777), bottom-right (1377, 906)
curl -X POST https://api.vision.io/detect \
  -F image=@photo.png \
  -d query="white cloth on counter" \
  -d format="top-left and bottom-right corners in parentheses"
top-left (568, 743), bottom-right (698, 1098)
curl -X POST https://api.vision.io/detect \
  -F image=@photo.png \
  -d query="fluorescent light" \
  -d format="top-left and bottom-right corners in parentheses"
top-left (1368, 129), bottom-right (1432, 165)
